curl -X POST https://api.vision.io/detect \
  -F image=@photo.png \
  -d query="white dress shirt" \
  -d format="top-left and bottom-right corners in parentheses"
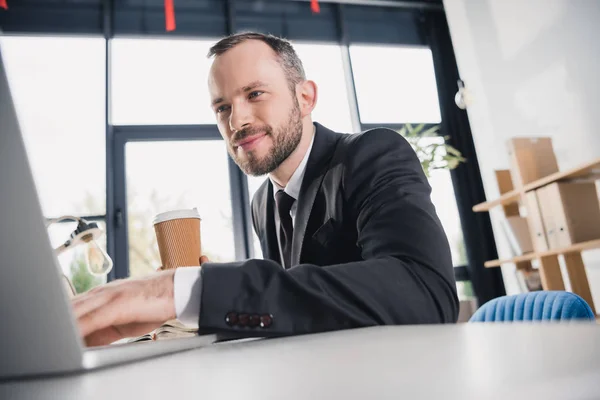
top-left (173, 128), bottom-right (316, 326)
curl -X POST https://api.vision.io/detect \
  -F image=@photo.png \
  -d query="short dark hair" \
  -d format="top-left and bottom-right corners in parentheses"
top-left (207, 32), bottom-right (306, 92)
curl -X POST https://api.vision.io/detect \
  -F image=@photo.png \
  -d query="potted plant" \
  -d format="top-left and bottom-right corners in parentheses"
top-left (398, 123), bottom-right (466, 177)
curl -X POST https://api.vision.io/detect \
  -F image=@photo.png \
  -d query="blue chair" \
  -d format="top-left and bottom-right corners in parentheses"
top-left (469, 291), bottom-right (596, 322)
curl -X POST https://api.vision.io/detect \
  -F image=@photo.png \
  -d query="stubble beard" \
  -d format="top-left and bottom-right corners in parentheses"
top-left (229, 100), bottom-right (303, 177)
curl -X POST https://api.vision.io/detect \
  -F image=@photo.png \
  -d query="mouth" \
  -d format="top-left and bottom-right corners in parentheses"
top-left (234, 133), bottom-right (267, 152)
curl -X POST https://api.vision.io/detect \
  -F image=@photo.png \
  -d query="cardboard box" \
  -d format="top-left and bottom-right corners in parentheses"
top-left (507, 137), bottom-right (559, 187)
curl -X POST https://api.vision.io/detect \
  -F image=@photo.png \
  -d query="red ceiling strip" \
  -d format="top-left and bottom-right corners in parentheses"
top-left (310, 0), bottom-right (320, 13)
top-left (165, 0), bottom-right (176, 32)
top-left (0, 0), bottom-right (8, 10)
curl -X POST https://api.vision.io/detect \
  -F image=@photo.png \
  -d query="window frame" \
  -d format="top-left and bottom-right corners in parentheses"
top-left (109, 125), bottom-right (253, 280)
top-left (2, 0), bottom-right (476, 289)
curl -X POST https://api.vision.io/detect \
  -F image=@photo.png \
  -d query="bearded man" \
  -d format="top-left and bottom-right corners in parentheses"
top-left (74, 32), bottom-right (458, 346)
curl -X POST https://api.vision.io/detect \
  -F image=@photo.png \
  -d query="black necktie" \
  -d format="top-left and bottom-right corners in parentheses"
top-left (275, 190), bottom-right (295, 268)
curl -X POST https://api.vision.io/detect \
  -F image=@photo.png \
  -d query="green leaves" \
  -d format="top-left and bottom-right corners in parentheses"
top-left (398, 124), bottom-right (466, 177)
top-left (69, 253), bottom-right (103, 294)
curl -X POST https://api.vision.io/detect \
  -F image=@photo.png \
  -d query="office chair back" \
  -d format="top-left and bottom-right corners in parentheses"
top-left (469, 291), bottom-right (596, 322)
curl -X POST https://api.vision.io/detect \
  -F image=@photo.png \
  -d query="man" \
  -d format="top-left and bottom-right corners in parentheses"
top-left (74, 32), bottom-right (458, 346)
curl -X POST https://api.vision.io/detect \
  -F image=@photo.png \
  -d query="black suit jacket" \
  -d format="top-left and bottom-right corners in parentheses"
top-left (198, 123), bottom-right (458, 336)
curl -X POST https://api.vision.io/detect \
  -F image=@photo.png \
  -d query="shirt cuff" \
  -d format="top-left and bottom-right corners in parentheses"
top-left (173, 266), bottom-right (203, 327)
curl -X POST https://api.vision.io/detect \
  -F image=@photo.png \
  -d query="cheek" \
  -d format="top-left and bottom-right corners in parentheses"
top-left (255, 96), bottom-right (289, 123)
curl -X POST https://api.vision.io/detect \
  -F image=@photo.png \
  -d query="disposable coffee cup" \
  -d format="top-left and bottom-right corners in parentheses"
top-left (153, 208), bottom-right (202, 270)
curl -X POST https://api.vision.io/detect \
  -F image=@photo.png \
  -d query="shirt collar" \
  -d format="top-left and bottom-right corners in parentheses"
top-left (270, 125), bottom-right (316, 201)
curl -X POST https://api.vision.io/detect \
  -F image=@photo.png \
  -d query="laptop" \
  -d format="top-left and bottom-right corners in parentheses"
top-left (0, 48), bottom-right (217, 380)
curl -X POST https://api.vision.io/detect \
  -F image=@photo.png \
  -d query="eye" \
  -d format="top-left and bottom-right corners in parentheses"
top-left (216, 104), bottom-right (230, 114)
top-left (248, 91), bottom-right (263, 100)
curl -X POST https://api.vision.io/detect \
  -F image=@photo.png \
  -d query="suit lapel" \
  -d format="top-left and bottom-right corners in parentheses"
top-left (291, 123), bottom-right (341, 266)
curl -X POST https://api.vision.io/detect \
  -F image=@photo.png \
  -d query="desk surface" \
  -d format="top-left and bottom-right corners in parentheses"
top-left (1, 324), bottom-right (599, 400)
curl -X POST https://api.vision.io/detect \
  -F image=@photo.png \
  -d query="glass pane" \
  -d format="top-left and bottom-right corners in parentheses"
top-left (350, 45), bottom-right (441, 124)
top-left (1, 36), bottom-right (106, 216)
top-left (48, 220), bottom-right (108, 294)
top-left (293, 43), bottom-right (354, 133)
top-left (457, 281), bottom-right (475, 301)
top-left (247, 176), bottom-right (269, 259)
top-left (111, 38), bottom-right (217, 125)
top-left (125, 140), bottom-right (235, 277)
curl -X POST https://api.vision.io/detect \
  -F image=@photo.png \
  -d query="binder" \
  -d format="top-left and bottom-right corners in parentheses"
top-left (502, 216), bottom-right (534, 255)
top-left (536, 185), bottom-right (560, 249)
top-left (525, 190), bottom-right (549, 252)
top-left (537, 182), bottom-right (600, 249)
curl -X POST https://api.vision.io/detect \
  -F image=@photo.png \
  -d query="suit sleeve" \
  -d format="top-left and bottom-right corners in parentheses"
top-left (198, 129), bottom-right (459, 336)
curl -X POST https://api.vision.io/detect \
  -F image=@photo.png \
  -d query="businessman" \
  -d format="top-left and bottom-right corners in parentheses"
top-left (74, 32), bottom-right (458, 346)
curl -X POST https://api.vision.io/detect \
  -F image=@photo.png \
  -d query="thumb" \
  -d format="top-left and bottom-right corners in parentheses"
top-left (199, 255), bottom-right (210, 265)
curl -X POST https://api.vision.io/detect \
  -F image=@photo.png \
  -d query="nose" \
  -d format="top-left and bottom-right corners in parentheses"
top-left (229, 101), bottom-right (254, 133)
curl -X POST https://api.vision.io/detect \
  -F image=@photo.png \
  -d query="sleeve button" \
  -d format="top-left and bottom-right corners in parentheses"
top-left (225, 311), bottom-right (238, 326)
top-left (259, 314), bottom-right (273, 328)
top-left (238, 313), bottom-right (249, 327)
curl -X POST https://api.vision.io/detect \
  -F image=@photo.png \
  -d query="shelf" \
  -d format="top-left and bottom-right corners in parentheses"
top-left (472, 190), bottom-right (520, 212)
top-left (484, 238), bottom-right (600, 268)
top-left (473, 157), bottom-right (600, 212)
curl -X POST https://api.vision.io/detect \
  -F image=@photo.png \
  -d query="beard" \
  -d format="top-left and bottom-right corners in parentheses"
top-left (228, 100), bottom-right (303, 176)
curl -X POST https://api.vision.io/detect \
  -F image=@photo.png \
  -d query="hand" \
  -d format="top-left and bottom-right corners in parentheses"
top-left (72, 269), bottom-right (177, 347)
top-left (156, 255), bottom-right (210, 271)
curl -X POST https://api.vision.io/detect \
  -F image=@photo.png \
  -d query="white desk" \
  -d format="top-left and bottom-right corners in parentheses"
top-left (1, 324), bottom-right (599, 399)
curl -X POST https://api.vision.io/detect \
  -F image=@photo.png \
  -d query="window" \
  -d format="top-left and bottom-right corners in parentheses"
top-left (293, 43), bottom-right (354, 133)
top-left (350, 45), bottom-right (441, 124)
top-left (111, 38), bottom-right (217, 125)
top-left (125, 140), bottom-right (235, 277)
top-left (1, 36), bottom-right (106, 217)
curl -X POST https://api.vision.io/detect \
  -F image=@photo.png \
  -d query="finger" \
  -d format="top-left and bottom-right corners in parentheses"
top-left (71, 278), bottom-right (128, 317)
top-left (84, 322), bottom-right (162, 347)
top-left (72, 288), bottom-right (113, 319)
top-left (77, 273), bottom-right (176, 338)
top-left (77, 298), bottom-right (122, 338)
top-left (84, 325), bottom-right (122, 347)
top-left (200, 255), bottom-right (209, 265)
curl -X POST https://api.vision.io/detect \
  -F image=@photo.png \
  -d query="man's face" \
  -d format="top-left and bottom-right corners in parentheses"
top-left (208, 40), bottom-right (303, 176)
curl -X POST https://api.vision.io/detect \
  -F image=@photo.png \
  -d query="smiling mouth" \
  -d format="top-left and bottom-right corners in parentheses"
top-left (234, 133), bottom-right (267, 150)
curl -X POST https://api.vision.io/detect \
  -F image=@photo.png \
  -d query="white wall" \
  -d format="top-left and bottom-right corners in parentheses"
top-left (442, 0), bottom-right (600, 306)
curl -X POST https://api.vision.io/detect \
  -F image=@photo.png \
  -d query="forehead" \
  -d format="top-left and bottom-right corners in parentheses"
top-left (208, 40), bottom-right (288, 97)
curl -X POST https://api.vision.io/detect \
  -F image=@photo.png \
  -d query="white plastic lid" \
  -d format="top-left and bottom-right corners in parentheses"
top-left (153, 208), bottom-right (201, 225)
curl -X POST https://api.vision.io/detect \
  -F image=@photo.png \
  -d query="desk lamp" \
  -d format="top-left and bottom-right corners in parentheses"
top-left (47, 216), bottom-right (113, 297)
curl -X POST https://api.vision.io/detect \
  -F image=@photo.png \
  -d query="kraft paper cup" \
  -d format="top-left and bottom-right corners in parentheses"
top-left (153, 208), bottom-right (202, 270)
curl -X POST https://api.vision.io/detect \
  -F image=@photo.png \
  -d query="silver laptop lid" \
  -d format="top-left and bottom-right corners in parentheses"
top-left (0, 46), bottom-right (85, 379)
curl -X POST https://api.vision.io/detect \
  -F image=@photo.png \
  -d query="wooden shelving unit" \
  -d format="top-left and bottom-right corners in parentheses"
top-left (473, 152), bottom-right (600, 315)
top-left (473, 157), bottom-right (600, 212)
top-left (484, 238), bottom-right (600, 268)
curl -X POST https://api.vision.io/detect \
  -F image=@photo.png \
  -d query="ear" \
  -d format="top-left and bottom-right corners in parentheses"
top-left (296, 80), bottom-right (318, 118)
